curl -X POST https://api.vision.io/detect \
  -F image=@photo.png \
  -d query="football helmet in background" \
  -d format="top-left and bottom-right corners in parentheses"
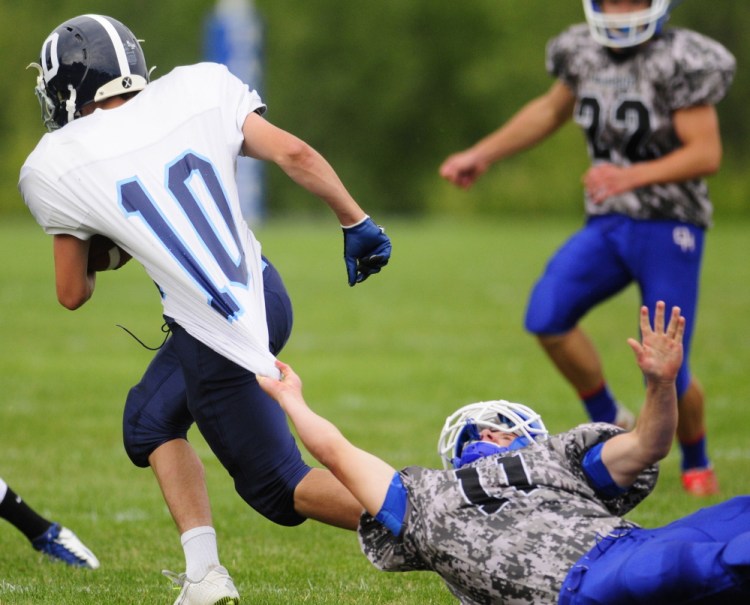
top-left (583, 0), bottom-right (673, 49)
top-left (438, 400), bottom-right (549, 469)
top-left (29, 14), bottom-right (150, 131)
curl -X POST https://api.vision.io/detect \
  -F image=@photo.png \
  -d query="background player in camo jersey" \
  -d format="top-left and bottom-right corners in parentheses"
top-left (259, 302), bottom-right (750, 604)
top-left (20, 14), bottom-right (391, 604)
top-left (439, 0), bottom-right (735, 496)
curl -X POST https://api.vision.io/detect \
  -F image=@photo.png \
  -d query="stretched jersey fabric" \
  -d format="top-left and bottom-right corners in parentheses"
top-left (19, 63), bottom-right (280, 379)
top-left (358, 424), bottom-right (657, 605)
top-left (547, 25), bottom-right (735, 228)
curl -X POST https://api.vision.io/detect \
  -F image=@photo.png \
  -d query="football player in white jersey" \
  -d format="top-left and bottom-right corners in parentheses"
top-left (440, 0), bottom-right (735, 497)
top-left (20, 14), bottom-right (391, 604)
top-left (258, 302), bottom-right (750, 605)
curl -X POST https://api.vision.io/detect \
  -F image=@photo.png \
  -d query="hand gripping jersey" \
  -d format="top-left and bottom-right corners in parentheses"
top-left (547, 25), bottom-right (735, 228)
top-left (20, 63), bottom-right (280, 379)
top-left (358, 424), bottom-right (658, 605)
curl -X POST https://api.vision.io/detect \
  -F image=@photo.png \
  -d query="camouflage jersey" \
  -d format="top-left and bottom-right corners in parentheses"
top-left (547, 25), bottom-right (735, 228)
top-left (358, 424), bottom-right (658, 605)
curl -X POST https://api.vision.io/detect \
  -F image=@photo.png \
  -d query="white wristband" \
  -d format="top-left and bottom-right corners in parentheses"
top-left (341, 215), bottom-right (369, 230)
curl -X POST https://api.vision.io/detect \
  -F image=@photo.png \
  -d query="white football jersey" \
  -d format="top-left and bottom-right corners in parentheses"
top-left (20, 62), bottom-right (280, 378)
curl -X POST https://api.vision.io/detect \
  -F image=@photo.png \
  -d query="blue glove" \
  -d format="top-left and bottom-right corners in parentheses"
top-left (342, 216), bottom-right (391, 286)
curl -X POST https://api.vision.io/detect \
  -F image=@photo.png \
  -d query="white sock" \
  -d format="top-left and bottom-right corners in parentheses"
top-left (180, 526), bottom-right (219, 581)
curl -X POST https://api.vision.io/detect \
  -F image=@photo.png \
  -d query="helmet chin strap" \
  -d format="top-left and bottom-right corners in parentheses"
top-left (64, 85), bottom-right (78, 125)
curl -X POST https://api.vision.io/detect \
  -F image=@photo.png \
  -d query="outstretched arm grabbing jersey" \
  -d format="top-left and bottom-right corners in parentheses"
top-left (259, 301), bottom-right (684, 521)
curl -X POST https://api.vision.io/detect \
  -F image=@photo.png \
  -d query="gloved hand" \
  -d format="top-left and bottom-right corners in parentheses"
top-left (342, 216), bottom-right (392, 286)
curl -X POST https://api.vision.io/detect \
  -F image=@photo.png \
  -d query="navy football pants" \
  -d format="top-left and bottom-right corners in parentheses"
top-left (122, 258), bottom-right (311, 526)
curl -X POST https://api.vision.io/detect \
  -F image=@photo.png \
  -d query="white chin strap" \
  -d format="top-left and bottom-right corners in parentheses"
top-left (64, 85), bottom-right (78, 126)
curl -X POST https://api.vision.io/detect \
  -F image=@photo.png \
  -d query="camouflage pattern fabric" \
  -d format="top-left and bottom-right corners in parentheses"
top-left (547, 25), bottom-right (735, 228)
top-left (358, 423), bottom-right (658, 605)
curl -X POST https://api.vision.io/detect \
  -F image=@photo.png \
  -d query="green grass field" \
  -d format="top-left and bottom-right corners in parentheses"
top-left (1, 214), bottom-right (748, 604)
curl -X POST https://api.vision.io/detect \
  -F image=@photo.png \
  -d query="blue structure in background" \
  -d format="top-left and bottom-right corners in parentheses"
top-left (204, 0), bottom-right (265, 224)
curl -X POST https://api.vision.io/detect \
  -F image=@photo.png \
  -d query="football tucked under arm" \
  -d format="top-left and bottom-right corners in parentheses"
top-left (87, 234), bottom-right (132, 272)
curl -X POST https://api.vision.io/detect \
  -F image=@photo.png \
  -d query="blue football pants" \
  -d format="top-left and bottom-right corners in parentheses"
top-left (525, 215), bottom-right (704, 397)
top-left (559, 497), bottom-right (750, 604)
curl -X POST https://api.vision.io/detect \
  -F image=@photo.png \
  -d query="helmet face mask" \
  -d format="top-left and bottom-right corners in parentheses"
top-left (437, 400), bottom-right (549, 469)
top-left (30, 14), bottom-right (150, 131)
top-left (582, 0), bottom-right (672, 49)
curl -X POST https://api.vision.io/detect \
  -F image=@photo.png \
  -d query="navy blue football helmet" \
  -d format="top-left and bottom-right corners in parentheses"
top-left (438, 400), bottom-right (549, 469)
top-left (29, 14), bottom-right (150, 131)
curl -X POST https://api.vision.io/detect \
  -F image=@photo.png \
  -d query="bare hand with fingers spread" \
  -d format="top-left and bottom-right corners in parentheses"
top-left (627, 301), bottom-right (684, 385)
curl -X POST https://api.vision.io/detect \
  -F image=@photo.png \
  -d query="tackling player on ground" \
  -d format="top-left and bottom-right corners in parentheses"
top-left (259, 302), bottom-right (750, 604)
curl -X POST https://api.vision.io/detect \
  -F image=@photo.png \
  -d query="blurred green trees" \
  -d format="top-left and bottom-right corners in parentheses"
top-left (2, 1), bottom-right (746, 218)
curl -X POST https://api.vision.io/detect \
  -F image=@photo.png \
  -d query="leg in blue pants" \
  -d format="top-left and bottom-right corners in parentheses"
top-left (560, 497), bottom-right (750, 604)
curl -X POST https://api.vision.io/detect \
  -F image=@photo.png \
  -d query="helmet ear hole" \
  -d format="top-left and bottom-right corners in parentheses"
top-left (33, 14), bottom-right (151, 131)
